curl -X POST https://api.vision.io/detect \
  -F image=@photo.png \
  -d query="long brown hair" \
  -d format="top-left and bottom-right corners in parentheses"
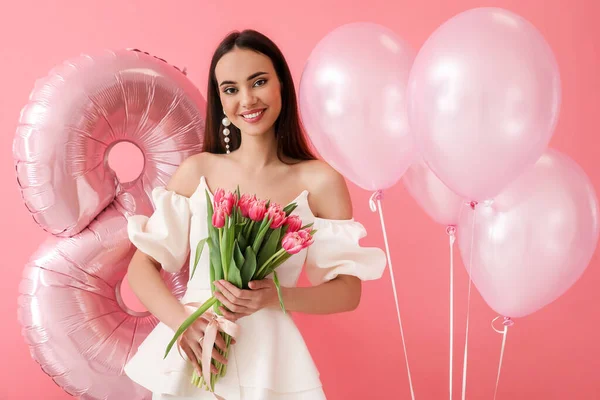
top-left (202, 30), bottom-right (316, 163)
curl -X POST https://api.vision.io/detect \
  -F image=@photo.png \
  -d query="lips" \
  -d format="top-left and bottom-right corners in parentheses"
top-left (240, 109), bottom-right (265, 120)
top-left (238, 108), bottom-right (267, 124)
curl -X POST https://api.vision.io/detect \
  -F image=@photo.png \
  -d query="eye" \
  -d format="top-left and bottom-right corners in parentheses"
top-left (223, 87), bottom-right (238, 95)
top-left (253, 79), bottom-right (267, 87)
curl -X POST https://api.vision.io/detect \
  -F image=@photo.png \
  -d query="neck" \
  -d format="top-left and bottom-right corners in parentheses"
top-left (233, 127), bottom-right (280, 171)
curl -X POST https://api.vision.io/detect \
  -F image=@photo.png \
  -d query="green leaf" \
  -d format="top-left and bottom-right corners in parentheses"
top-left (206, 190), bottom-right (222, 292)
top-left (240, 246), bottom-right (257, 288)
top-left (190, 238), bottom-right (208, 280)
top-left (250, 219), bottom-right (261, 239)
top-left (257, 226), bottom-right (281, 268)
top-left (228, 241), bottom-right (243, 289)
top-left (164, 296), bottom-right (218, 358)
top-left (283, 203), bottom-right (297, 216)
top-left (252, 217), bottom-right (272, 254)
top-left (263, 252), bottom-right (293, 279)
top-left (255, 248), bottom-right (285, 280)
top-left (234, 241), bottom-right (245, 268)
top-left (209, 240), bottom-right (223, 293)
top-left (256, 248), bottom-right (294, 281)
top-left (227, 214), bottom-right (235, 260)
top-left (238, 233), bottom-right (247, 251)
top-left (205, 189), bottom-right (214, 218)
top-left (273, 271), bottom-right (286, 315)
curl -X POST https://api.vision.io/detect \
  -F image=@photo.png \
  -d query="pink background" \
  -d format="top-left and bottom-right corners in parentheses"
top-left (1, 1), bottom-right (599, 399)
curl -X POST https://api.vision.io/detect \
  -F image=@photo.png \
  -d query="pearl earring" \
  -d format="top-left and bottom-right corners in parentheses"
top-left (222, 112), bottom-right (231, 154)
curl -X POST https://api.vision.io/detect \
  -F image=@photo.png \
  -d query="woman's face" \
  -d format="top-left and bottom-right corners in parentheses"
top-left (215, 47), bottom-right (282, 137)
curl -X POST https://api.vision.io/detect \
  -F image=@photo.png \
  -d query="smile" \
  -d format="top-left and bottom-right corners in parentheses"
top-left (240, 109), bottom-right (266, 123)
top-left (241, 110), bottom-right (264, 119)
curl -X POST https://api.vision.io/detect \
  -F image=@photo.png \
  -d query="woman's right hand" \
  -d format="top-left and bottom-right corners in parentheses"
top-left (177, 316), bottom-right (229, 376)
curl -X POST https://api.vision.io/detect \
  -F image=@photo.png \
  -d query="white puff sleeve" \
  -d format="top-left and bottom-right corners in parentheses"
top-left (127, 187), bottom-right (192, 273)
top-left (304, 217), bottom-right (387, 286)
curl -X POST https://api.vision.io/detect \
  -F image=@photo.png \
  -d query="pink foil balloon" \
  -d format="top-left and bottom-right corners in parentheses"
top-left (457, 150), bottom-right (599, 318)
top-left (403, 159), bottom-right (464, 226)
top-left (14, 50), bottom-right (205, 399)
top-left (13, 49), bottom-right (206, 237)
top-left (407, 7), bottom-right (561, 201)
top-left (18, 191), bottom-right (188, 400)
top-left (299, 22), bottom-right (416, 191)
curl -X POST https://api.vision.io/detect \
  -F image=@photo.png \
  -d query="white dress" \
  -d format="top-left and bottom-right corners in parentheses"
top-left (125, 176), bottom-right (387, 400)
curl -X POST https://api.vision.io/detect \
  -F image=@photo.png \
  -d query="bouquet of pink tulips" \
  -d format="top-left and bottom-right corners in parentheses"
top-left (164, 186), bottom-right (316, 393)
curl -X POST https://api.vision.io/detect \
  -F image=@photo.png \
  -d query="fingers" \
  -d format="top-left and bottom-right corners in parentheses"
top-left (187, 340), bottom-right (205, 373)
top-left (190, 340), bottom-right (221, 374)
top-left (217, 280), bottom-right (253, 300)
top-left (248, 279), bottom-right (271, 290)
top-left (180, 341), bottom-right (201, 375)
top-left (211, 347), bottom-right (228, 366)
top-left (219, 306), bottom-right (241, 322)
top-left (214, 291), bottom-right (249, 314)
top-left (214, 332), bottom-right (227, 351)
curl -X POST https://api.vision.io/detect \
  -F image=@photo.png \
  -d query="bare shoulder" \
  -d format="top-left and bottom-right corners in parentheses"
top-left (165, 152), bottom-right (215, 197)
top-left (299, 159), bottom-right (352, 220)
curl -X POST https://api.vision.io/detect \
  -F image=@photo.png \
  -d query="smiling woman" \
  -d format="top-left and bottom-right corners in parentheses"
top-left (123, 29), bottom-right (387, 400)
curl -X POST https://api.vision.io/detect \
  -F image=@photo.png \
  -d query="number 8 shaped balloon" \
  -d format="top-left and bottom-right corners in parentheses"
top-left (13, 49), bottom-right (206, 399)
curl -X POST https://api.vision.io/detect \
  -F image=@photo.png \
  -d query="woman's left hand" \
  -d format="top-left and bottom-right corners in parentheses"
top-left (213, 279), bottom-right (278, 321)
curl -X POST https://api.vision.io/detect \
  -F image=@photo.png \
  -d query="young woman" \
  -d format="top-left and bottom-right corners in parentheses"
top-left (124, 29), bottom-right (387, 400)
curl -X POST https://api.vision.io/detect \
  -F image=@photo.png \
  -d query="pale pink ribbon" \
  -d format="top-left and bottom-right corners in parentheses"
top-left (178, 302), bottom-right (241, 394)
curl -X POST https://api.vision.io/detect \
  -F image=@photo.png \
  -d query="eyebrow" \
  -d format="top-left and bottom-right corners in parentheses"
top-left (219, 71), bottom-right (268, 87)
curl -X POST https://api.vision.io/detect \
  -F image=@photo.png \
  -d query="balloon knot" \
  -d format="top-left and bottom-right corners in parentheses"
top-left (446, 225), bottom-right (456, 236)
top-left (469, 201), bottom-right (478, 210)
top-left (369, 190), bottom-right (384, 212)
top-left (502, 317), bottom-right (514, 327)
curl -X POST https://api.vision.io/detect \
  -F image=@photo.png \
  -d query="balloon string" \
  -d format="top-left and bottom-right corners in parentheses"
top-left (461, 206), bottom-right (477, 400)
top-left (447, 226), bottom-right (457, 400)
top-left (370, 191), bottom-right (416, 400)
top-left (491, 317), bottom-right (513, 400)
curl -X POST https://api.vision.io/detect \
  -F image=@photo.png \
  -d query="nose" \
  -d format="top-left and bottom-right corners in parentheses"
top-left (240, 89), bottom-right (257, 108)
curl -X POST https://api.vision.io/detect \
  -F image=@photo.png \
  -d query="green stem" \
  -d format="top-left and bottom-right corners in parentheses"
top-left (219, 334), bottom-right (232, 377)
top-left (164, 296), bottom-right (218, 358)
top-left (219, 228), bottom-right (229, 280)
top-left (254, 248), bottom-right (286, 279)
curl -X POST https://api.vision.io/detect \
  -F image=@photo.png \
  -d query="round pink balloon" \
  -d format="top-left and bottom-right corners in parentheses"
top-left (403, 159), bottom-right (464, 226)
top-left (457, 149), bottom-right (599, 318)
top-left (300, 22), bottom-right (416, 191)
top-left (407, 7), bottom-right (561, 201)
top-left (13, 49), bottom-right (205, 237)
top-left (14, 49), bottom-right (204, 399)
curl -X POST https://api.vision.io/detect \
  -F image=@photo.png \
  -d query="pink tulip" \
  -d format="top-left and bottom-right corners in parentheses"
top-left (213, 188), bottom-right (225, 205)
top-left (266, 203), bottom-right (287, 229)
top-left (212, 188), bottom-right (236, 216)
top-left (284, 215), bottom-right (302, 232)
top-left (281, 232), bottom-right (305, 255)
top-left (248, 199), bottom-right (267, 222)
top-left (297, 228), bottom-right (314, 246)
top-left (212, 204), bottom-right (226, 228)
top-left (238, 193), bottom-right (255, 218)
top-left (221, 191), bottom-right (237, 216)
top-left (281, 229), bottom-right (314, 255)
